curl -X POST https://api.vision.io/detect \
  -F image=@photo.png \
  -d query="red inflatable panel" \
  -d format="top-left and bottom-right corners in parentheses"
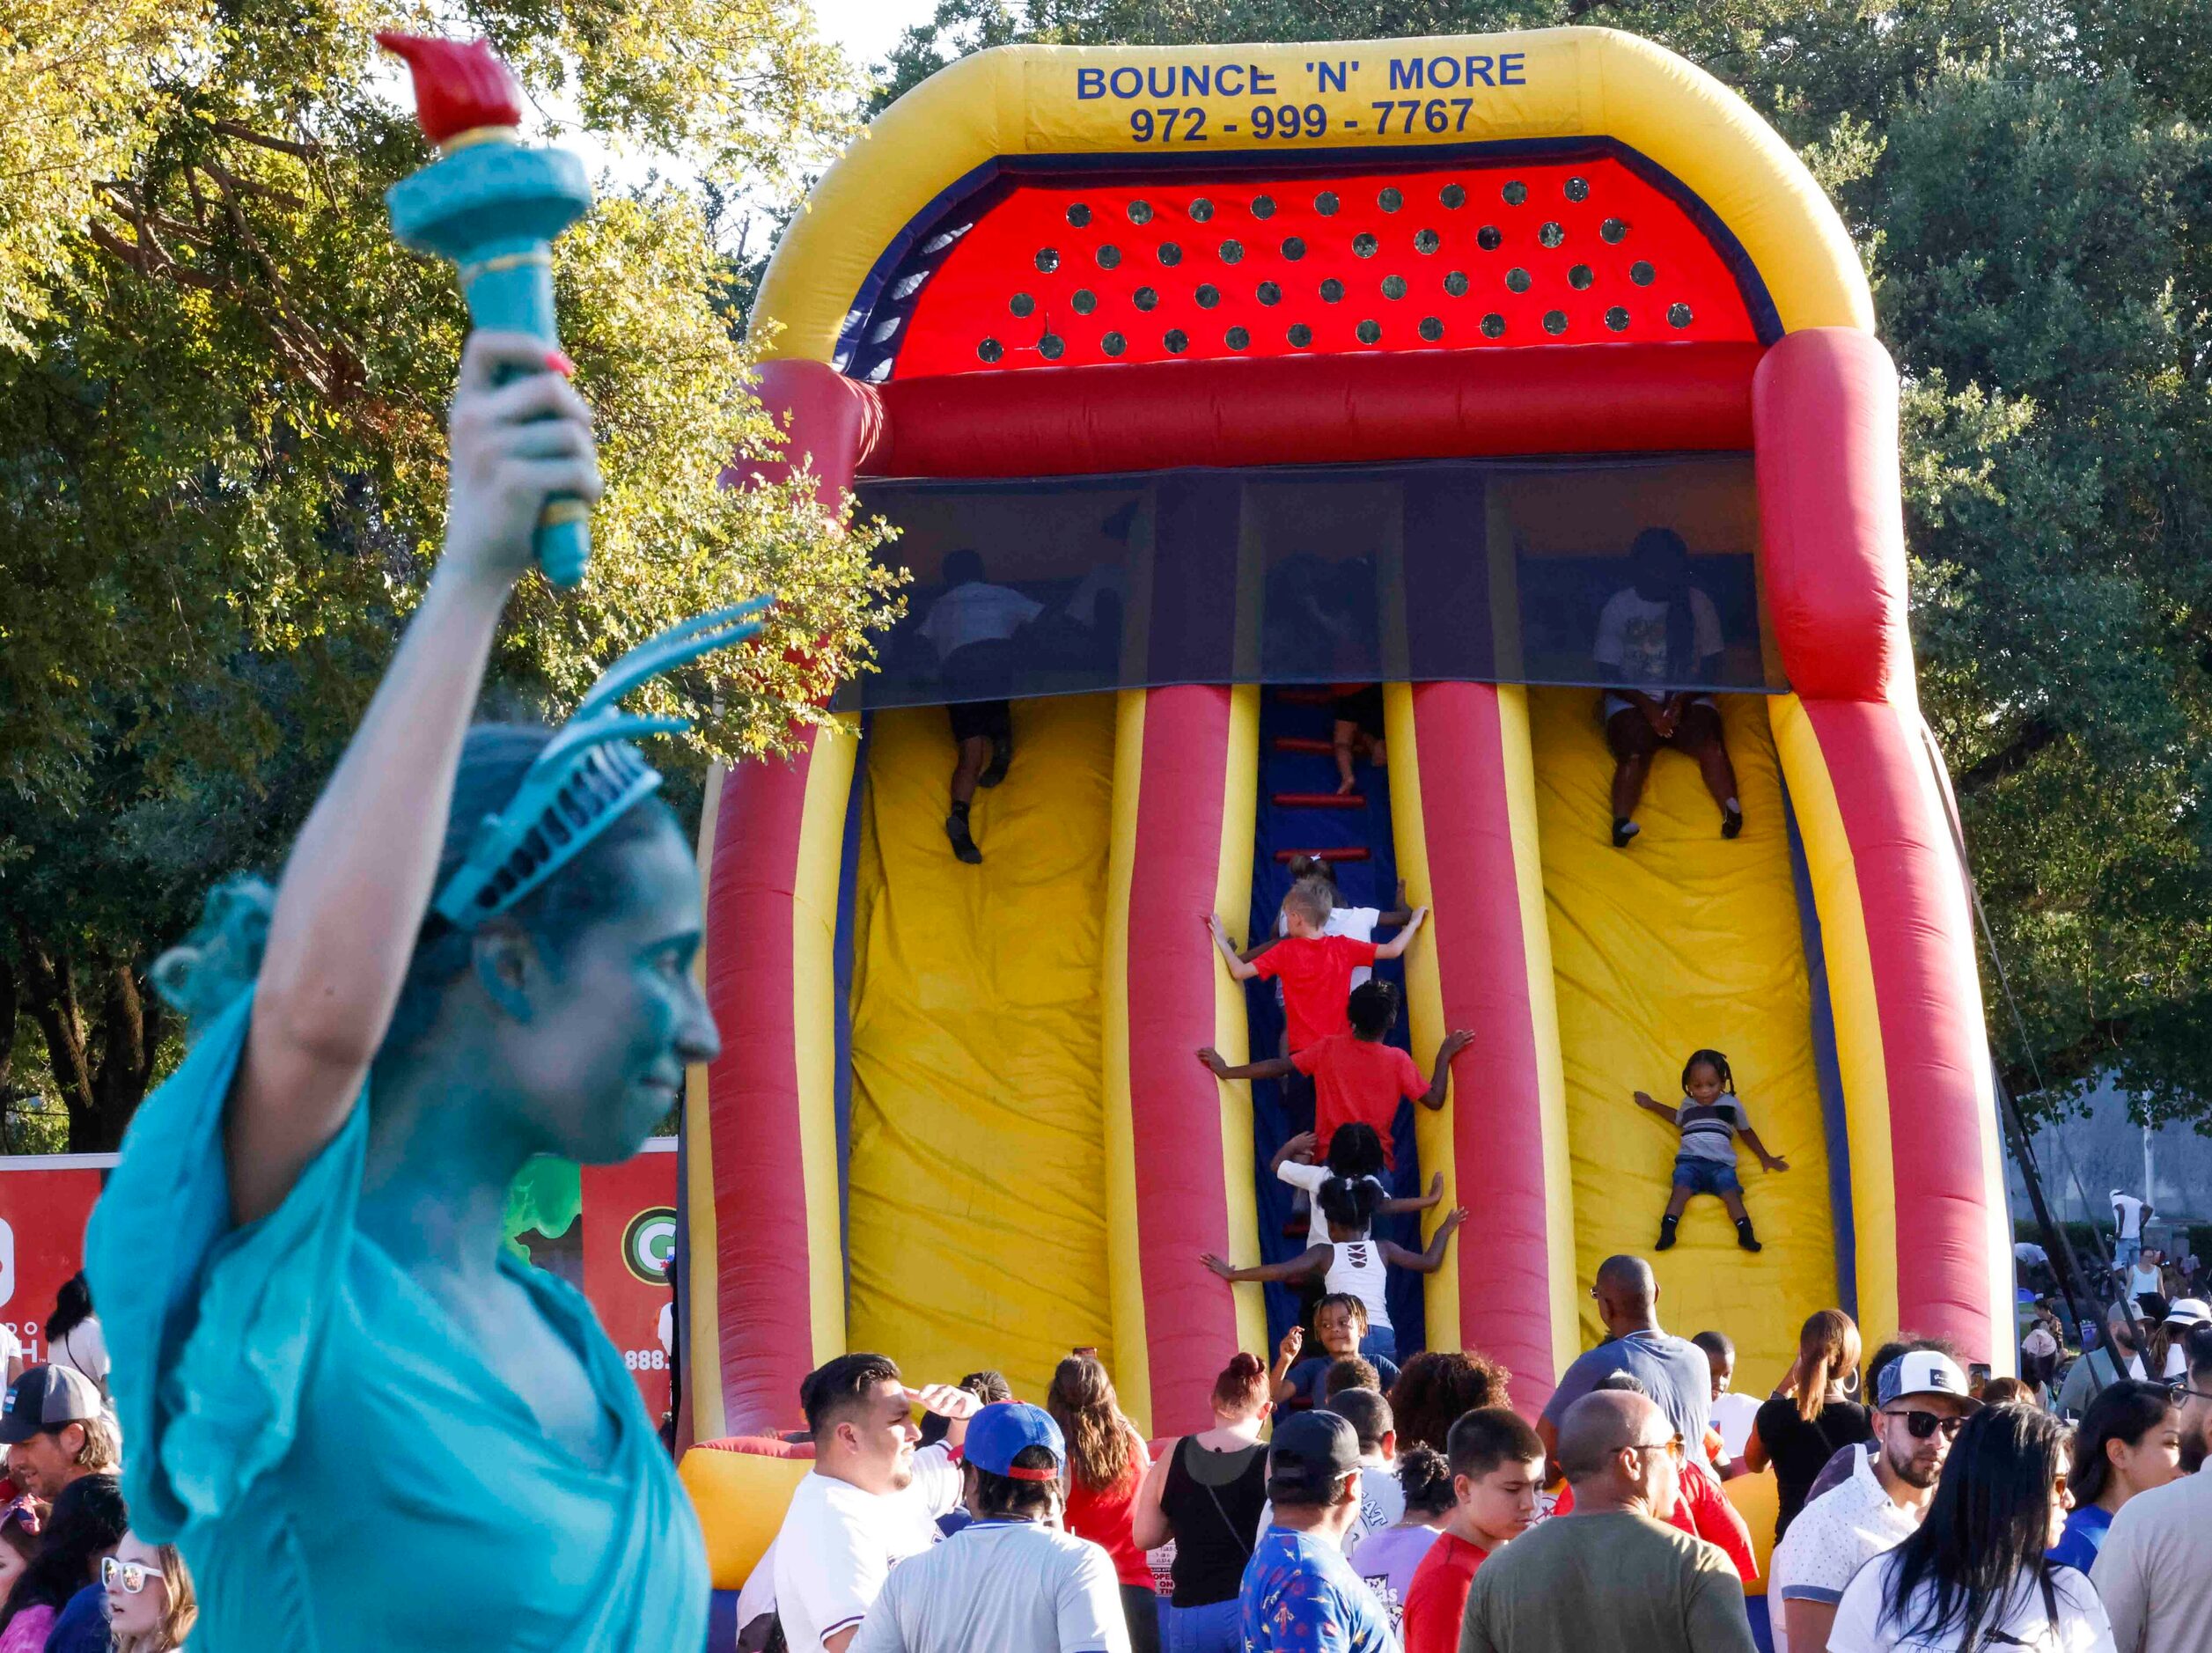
top-left (1407, 682), bottom-right (1562, 1409)
top-left (866, 342), bottom-right (1760, 479)
top-left (732, 357), bottom-right (883, 496)
top-left (1753, 330), bottom-right (1910, 703)
top-left (890, 157), bottom-right (1758, 378)
top-left (1123, 685), bottom-right (1253, 1432)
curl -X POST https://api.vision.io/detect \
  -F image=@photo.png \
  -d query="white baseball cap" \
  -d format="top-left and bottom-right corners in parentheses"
top-left (1877, 1348), bottom-right (1981, 1411)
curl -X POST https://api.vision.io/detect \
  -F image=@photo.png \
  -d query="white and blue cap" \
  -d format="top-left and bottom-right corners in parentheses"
top-left (1877, 1348), bottom-right (1981, 1411)
top-left (965, 1401), bottom-right (1064, 1481)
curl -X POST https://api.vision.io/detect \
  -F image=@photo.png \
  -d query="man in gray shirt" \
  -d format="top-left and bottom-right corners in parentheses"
top-left (1538, 1255), bottom-right (1711, 1465)
top-left (2092, 1326), bottom-right (2212, 1652)
top-left (856, 1402), bottom-right (1130, 1653)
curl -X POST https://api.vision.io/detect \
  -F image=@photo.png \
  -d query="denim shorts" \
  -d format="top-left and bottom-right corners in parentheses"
top-left (1672, 1155), bottom-right (1742, 1196)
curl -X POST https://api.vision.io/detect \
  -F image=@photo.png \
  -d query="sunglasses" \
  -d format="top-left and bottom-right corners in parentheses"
top-left (1884, 1408), bottom-right (1966, 1440)
top-left (100, 1556), bottom-right (162, 1597)
top-left (1627, 1433), bottom-right (1684, 1460)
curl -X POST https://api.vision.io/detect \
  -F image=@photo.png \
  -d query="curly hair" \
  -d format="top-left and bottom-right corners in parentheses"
top-left (1389, 1349), bottom-right (1511, 1454)
top-left (1048, 1355), bottom-right (1138, 1494)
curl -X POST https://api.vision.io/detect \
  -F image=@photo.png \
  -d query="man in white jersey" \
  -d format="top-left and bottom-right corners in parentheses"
top-left (770, 1351), bottom-right (982, 1652)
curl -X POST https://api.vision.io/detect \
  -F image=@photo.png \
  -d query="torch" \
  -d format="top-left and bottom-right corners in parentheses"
top-left (378, 33), bottom-right (595, 587)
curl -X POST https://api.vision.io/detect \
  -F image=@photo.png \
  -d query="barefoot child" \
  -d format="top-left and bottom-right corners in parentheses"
top-left (1632, 1048), bottom-right (1787, 1253)
top-left (1203, 1179), bottom-right (1466, 1370)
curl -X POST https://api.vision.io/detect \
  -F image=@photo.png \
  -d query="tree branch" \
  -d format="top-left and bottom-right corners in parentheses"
top-left (1954, 716), bottom-right (2064, 797)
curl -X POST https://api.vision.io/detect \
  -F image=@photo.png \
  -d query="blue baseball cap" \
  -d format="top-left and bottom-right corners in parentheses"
top-left (965, 1402), bottom-right (1064, 1481)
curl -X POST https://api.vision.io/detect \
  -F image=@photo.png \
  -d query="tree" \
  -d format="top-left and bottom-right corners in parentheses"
top-left (0, 0), bottom-right (904, 1148)
top-left (873, 0), bottom-right (2212, 1130)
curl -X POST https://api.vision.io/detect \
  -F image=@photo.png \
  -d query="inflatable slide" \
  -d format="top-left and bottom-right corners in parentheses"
top-left (677, 26), bottom-right (2011, 1589)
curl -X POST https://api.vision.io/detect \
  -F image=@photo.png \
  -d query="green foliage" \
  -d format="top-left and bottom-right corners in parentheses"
top-left (874, 0), bottom-right (2212, 1129)
top-left (0, 0), bottom-right (904, 1145)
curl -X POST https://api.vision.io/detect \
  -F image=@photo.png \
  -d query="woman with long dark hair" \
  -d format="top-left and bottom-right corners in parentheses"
top-left (1826, 1406), bottom-right (2114, 1651)
top-left (1132, 1352), bottom-right (1272, 1653)
top-left (1050, 1355), bottom-right (1159, 1653)
top-left (1388, 1349), bottom-right (1510, 1457)
top-left (2049, 1380), bottom-right (2180, 1573)
top-left (0, 1474), bottom-right (125, 1653)
top-left (44, 1275), bottom-right (106, 1395)
top-left (1747, 1309), bottom-right (1872, 1539)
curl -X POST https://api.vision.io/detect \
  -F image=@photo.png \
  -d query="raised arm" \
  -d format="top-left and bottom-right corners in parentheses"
top-left (1373, 906), bottom-right (1428, 960)
top-left (1631, 1089), bottom-right (1679, 1120)
top-left (1207, 914), bottom-right (1260, 981)
top-left (1378, 879), bottom-right (1415, 928)
top-left (1238, 932), bottom-right (1286, 965)
top-left (1200, 1047), bottom-right (1296, 1084)
top-left (1381, 1207), bottom-right (1466, 1275)
top-left (1420, 1029), bottom-right (1474, 1109)
top-left (229, 334), bottom-right (599, 1226)
top-left (1202, 1245), bottom-right (1329, 1285)
top-left (1270, 1130), bottom-right (1319, 1174)
top-left (1379, 1171), bottom-right (1445, 1215)
top-left (1269, 1326), bottom-right (1304, 1402)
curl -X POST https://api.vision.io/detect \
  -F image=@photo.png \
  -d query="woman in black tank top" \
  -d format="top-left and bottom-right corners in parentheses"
top-left (1131, 1353), bottom-right (1272, 1652)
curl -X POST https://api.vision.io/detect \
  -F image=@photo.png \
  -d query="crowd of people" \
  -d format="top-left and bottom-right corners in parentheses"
top-left (739, 1262), bottom-right (2212, 1653)
top-left (0, 1280), bottom-right (195, 1653)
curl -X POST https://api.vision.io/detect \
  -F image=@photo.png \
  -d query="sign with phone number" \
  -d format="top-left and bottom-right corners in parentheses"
top-left (1074, 51), bottom-right (1532, 148)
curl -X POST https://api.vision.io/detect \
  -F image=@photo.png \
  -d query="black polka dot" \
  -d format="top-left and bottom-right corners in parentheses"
top-left (1353, 233), bottom-right (1378, 258)
top-left (1444, 270), bottom-right (1470, 296)
top-left (1503, 180), bottom-right (1527, 205)
top-left (1320, 278), bottom-right (1345, 303)
top-left (1382, 275), bottom-right (1407, 299)
top-left (1565, 177), bottom-right (1590, 202)
top-left (1257, 281), bottom-right (1282, 305)
top-left (1219, 239), bottom-right (1245, 264)
top-left (1418, 316), bottom-right (1444, 342)
top-left (1095, 245), bottom-right (1121, 269)
top-left (1602, 218), bottom-right (1628, 243)
top-left (1072, 290), bottom-right (1098, 315)
top-left (1010, 292), bottom-right (1035, 317)
top-left (1668, 302), bottom-right (1694, 327)
top-left (1225, 326), bottom-right (1250, 349)
top-left (1164, 327), bottom-right (1188, 352)
top-left (1506, 268), bottom-right (1532, 293)
top-left (1128, 200), bottom-right (1154, 224)
top-left (1288, 322), bottom-right (1313, 347)
top-left (1356, 319), bottom-right (1382, 343)
top-left (1478, 225), bottom-right (1503, 251)
top-left (1605, 307), bottom-right (1630, 332)
top-left (1252, 195), bottom-right (1277, 219)
top-left (1378, 187), bottom-right (1403, 212)
top-left (1195, 283), bottom-right (1221, 308)
top-left (1039, 333), bottom-right (1064, 359)
top-left (1135, 287), bottom-right (1159, 311)
top-left (978, 337), bottom-right (1004, 361)
top-left (1157, 243), bottom-right (1183, 267)
top-left (1415, 228), bottom-right (1440, 253)
top-left (1543, 311), bottom-right (1568, 335)
top-left (1440, 183), bottom-right (1466, 209)
top-left (1066, 203), bottom-right (1091, 227)
top-left (1314, 191), bottom-right (1340, 216)
top-left (1569, 265), bottom-right (1594, 290)
top-left (1540, 222), bottom-right (1565, 248)
top-left (1631, 261), bottom-right (1656, 286)
top-left (1190, 198), bottom-right (1216, 223)
top-left (1035, 248), bottom-right (1059, 272)
top-left (1282, 237), bottom-right (1306, 261)
top-left (1481, 313), bottom-right (1506, 338)
top-left (1101, 330), bottom-right (1127, 355)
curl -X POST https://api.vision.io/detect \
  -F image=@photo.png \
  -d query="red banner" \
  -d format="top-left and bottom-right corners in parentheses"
top-left (580, 1142), bottom-right (680, 1420)
top-left (0, 1156), bottom-right (113, 1364)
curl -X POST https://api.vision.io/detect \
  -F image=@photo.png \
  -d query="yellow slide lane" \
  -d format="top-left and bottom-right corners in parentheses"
top-left (847, 696), bottom-right (1118, 1401)
top-left (1529, 687), bottom-right (1840, 1400)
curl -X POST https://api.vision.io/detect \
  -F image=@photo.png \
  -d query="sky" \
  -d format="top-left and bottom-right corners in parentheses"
top-left (810, 0), bottom-right (944, 71)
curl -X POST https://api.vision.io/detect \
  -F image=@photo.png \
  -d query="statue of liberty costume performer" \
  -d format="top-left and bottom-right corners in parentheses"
top-left (82, 266), bottom-right (768, 1649)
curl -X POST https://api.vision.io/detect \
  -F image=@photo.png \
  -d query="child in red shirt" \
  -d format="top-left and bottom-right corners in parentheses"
top-left (1400, 1407), bottom-right (1547, 1653)
top-left (1207, 880), bottom-right (1426, 1054)
top-left (1199, 981), bottom-right (1471, 1168)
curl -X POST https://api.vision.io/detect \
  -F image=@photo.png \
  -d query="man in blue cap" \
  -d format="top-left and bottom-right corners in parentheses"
top-left (855, 1401), bottom-right (1133, 1653)
top-left (1241, 1409), bottom-right (1398, 1650)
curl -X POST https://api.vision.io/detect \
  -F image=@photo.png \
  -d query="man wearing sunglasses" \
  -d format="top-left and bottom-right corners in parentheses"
top-left (2091, 1324), bottom-right (2212, 1652)
top-left (1766, 1346), bottom-right (1977, 1653)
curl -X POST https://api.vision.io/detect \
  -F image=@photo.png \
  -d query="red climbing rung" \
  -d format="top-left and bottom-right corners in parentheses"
top-left (1275, 847), bottom-right (1370, 863)
top-left (1273, 792), bottom-right (1363, 810)
top-left (1272, 736), bottom-right (1335, 755)
top-left (1275, 687), bottom-right (1339, 707)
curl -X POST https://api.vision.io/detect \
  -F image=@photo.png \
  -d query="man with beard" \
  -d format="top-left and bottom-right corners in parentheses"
top-left (770, 1353), bottom-right (983, 1652)
top-left (2093, 1325), bottom-right (2212, 1652)
top-left (1765, 1347), bottom-right (1978, 1653)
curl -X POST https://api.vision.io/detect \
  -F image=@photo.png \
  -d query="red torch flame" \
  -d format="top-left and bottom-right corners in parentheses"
top-left (375, 33), bottom-right (524, 146)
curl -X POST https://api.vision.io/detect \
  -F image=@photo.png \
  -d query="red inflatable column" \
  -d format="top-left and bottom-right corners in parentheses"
top-left (687, 361), bottom-right (878, 1440)
top-left (1756, 328), bottom-right (2003, 1361)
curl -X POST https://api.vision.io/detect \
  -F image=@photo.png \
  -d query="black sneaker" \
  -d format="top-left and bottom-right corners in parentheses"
top-left (1656, 1214), bottom-right (1679, 1252)
top-left (944, 812), bottom-right (982, 863)
top-left (1722, 803), bottom-right (1744, 840)
top-left (1735, 1218), bottom-right (1762, 1253)
top-left (1613, 817), bottom-right (1642, 849)
top-left (979, 735), bottom-right (1013, 789)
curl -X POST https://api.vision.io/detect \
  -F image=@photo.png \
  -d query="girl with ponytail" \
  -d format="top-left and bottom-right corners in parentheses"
top-left (1746, 1308), bottom-right (1873, 1541)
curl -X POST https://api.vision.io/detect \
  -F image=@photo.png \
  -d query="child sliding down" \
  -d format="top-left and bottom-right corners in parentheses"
top-left (1633, 1047), bottom-right (1787, 1253)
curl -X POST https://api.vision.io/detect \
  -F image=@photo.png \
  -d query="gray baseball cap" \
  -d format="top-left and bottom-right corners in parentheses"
top-left (0, 1364), bottom-right (104, 1444)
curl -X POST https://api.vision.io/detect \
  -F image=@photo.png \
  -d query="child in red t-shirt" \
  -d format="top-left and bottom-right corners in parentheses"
top-left (1207, 880), bottom-right (1426, 1053)
top-left (1199, 981), bottom-right (1471, 1168)
top-left (1400, 1407), bottom-right (1547, 1653)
